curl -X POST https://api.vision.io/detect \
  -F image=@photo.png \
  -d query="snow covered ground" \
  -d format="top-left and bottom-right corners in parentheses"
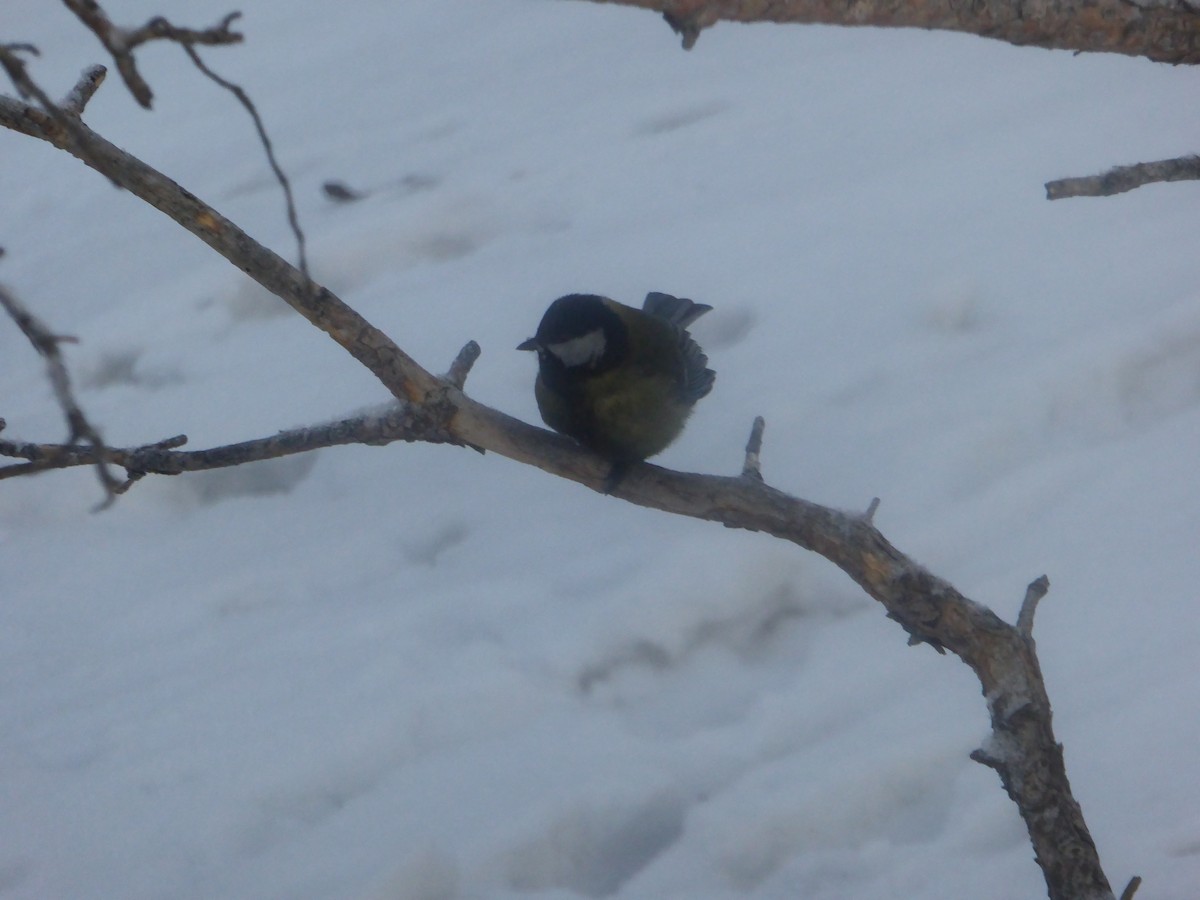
top-left (2, 2), bottom-right (1199, 898)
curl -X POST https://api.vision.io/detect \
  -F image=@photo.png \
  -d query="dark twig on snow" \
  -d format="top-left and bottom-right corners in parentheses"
top-left (322, 180), bottom-right (368, 203)
top-left (178, 43), bottom-right (309, 276)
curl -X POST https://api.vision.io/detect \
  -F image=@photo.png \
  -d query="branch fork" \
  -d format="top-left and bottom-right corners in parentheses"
top-left (61, 0), bottom-right (243, 108)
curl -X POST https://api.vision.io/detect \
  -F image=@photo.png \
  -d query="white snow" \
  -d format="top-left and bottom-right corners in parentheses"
top-left (3, 2), bottom-right (1199, 898)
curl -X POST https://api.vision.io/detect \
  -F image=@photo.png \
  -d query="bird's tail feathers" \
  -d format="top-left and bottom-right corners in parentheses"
top-left (643, 291), bottom-right (713, 330)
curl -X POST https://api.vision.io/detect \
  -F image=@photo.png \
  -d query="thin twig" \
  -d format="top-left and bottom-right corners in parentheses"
top-left (124, 12), bottom-right (244, 49)
top-left (0, 403), bottom-right (457, 482)
top-left (0, 283), bottom-right (120, 505)
top-left (1046, 155), bottom-right (1200, 199)
top-left (180, 43), bottom-right (309, 277)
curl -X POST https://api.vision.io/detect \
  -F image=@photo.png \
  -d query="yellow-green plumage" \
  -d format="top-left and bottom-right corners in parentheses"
top-left (535, 366), bottom-right (690, 461)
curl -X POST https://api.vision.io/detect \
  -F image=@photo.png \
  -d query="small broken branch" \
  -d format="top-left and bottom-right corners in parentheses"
top-left (662, 9), bottom-right (708, 49)
top-left (741, 415), bottom-right (765, 480)
top-left (1017, 574), bottom-right (1050, 637)
top-left (1046, 154), bottom-right (1200, 199)
top-left (445, 341), bottom-right (482, 390)
top-left (862, 496), bottom-right (881, 524)
top-left (0, 45), bottom-right (114, 184)
top-left (59, 64), bottom-right (107, 115)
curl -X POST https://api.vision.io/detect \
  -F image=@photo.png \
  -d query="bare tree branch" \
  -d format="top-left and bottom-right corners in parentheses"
top-left (0, 403), bottom-right (453, 482)
top-left (0, 283), bottom-right (121, 507)
top-left (1046, 154), bottom-right (1200, 199)
top-left (456, 401), bottom-right (1119, 900)
top-left (574, 0), bottom-right (1200, 63)
top-left (60, 0), bottom-right (242, 108)
top-left (0, 337), bottom-right (487, 489)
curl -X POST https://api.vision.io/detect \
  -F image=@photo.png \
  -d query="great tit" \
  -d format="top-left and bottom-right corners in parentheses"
top-left (518, 292), bottom-right (715, 488)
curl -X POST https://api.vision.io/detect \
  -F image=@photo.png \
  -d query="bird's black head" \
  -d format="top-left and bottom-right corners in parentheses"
top-left (518, 294), bottom-right (628, 377)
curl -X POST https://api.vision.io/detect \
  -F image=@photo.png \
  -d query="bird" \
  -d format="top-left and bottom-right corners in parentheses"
top-left (518, 291), bottom-right (715, 491)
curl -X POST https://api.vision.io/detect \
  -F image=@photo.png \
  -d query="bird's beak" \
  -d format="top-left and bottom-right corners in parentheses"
top-left (517, 337), bottom-right (539, 351)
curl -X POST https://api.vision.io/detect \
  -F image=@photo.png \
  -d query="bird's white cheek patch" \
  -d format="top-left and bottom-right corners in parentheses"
top-left (547, 329), bottom-right (607, 368)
